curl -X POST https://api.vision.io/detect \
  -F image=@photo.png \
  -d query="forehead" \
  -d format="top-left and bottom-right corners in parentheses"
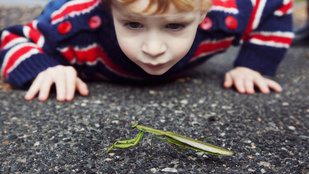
top-left (110, 0), bottom-right (204, 15)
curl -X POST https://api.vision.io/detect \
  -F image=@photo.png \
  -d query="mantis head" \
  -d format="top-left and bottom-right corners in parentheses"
top-left (131, 122), bottom-right (138, 129)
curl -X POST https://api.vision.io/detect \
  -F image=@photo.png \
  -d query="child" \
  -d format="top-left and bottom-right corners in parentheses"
top-left (0, 0), bottom-right (294, 101)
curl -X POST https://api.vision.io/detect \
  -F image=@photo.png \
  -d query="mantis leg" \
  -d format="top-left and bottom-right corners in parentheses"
top-left (104, 130), bottom-right (144, 154)
top-left (150, 136), bottom-right (173, 157)
top-left (151, 136), bottom-right (207, 172)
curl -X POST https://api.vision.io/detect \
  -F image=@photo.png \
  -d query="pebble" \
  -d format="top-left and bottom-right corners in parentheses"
top-left (299, 135), bottom-right (309, 140)
top-left (258, 161), bottom-right (271, 168)
top-left (104, 158), bottom-right (112, 161)
top-left (180, 99), bottom-right (188, 105)
top-left (248, 168), bottom-right (256, 172)
top-left (112, 120), bottom-right (119, 124)
top-left (161, 168), bottom-right (178, 173)
top-left (150, 168), bottom-right (157, 173)
top-left (288, 126), bottom-right (296, 131)
top-left (8, 134), bottom-right (17, 140)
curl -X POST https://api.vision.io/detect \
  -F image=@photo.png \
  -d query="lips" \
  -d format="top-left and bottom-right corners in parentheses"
top-left (144, 63), bottom-right (165, 69)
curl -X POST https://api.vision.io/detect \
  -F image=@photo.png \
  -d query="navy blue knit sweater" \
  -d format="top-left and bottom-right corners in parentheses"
top-left (0, 0), bottom-right (294, 88)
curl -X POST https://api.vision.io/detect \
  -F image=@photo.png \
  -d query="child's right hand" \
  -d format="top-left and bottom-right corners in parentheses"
top-left (24, 65), bottom-right (89, 102)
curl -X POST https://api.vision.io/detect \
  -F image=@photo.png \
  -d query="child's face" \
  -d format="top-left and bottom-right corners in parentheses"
top-left (111, 1), bottom-right (207, 75)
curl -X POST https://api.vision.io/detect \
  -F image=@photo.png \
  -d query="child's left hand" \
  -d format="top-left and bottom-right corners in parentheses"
top-left (223, 67), bottom-right (283, 94)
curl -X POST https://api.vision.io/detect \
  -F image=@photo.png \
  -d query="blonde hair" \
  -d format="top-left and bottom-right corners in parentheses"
top-left (103, 0), bottom-right (212, 14)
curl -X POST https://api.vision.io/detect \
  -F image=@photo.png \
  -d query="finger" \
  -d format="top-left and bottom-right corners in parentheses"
top-left (65, 67), bottom-right (77, 101)
top-left (244, 78), bottom-right (255, 94)
top-left (76, 78), bottom-right (89, 96)
top-left (54, 68), bottom-right (67, 101)
top-left (266, 79), bottom-right (283, 93)
top-left (38, 75), bottom-right (54, 101)
top-left (234, 78), bottom-right (245, 93)
top-left (25, 73), bottom-right (44, 101)
top-left (223, 73), bottom-right (233, 88)
top-left (254, 77), bottom-right (270, 94)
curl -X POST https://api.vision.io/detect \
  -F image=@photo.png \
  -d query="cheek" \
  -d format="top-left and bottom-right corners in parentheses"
top-left (113, 21), bottom-right (139, 61)
top-left (117, 37), bottom-right (139, 61)
top-left (169, 33), bottom-right (196, 61)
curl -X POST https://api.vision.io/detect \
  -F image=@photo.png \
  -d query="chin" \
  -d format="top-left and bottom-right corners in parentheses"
top-left (143, 69), bottom-right (168, 76)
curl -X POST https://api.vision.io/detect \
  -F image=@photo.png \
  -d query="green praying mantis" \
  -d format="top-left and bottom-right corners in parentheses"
top-left (103, 122), bottom-right (233, 171)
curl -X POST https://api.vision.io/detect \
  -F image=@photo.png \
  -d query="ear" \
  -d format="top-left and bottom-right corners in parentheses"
top-left (199, 1), bottom-right (212, 23)
top-left (199, 10), bottom-right (208, 24)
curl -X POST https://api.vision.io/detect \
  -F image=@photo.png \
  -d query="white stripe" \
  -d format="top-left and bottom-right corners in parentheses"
top-left (22, 25), bottom-right (45, 48)
top-left (2, 38), bottom-right (29, 50)
top-left (1, 30), bottom-right (9, 40)
top-left (191, 48), bottom-right (226, 62)
top-left (252, 0), bottom-right (267, 30)
top-left (51, 0), bottom-right (94, 18)
top-left (6, 49), bottom-right (41, 75)
top-left (274, 11), bottom-right (283, 16)
top-left (33, 20), bottom-right (39, 28)
top-left (287, 9), bottom-right (293, 14)
top-left (191, 37), bottom-right (234, 61)
top-left (210, 6), bottom-right (239, 14)
top-left (37, 37), bottom-right (45, 48)
top-left (283, 0), bottom-right (291, 5)
top-left (51, 0), bottom-right (100, 24)
top-left (251, 0), bottom-right (256, 6)
top-left (1, 43), bottom-right (41, 73)
top-left (250, 39), bottom-right (290, 48)
top-left (274, 5), bottom-right (293, 16)
top-left (1, 31), bottom-right (28, 50)
top-left (23, 26), bottom-right (31, 38)
top-left (57, 46), bottom-right (76, 64)
top-left (251, 31), bottom-right (294, 38)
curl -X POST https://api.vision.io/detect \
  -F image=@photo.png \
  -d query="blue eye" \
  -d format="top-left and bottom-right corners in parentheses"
top-left (125, 22), bottom-right (143, 29)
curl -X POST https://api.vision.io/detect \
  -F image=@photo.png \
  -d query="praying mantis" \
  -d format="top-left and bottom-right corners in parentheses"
top-left (103, 122), bottom-right (234, 171)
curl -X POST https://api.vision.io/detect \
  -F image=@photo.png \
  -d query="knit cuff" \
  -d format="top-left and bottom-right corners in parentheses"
top-left (7, 54), bottom-right (60, 88)
top-left (234, 43), bottom-right (287, 76)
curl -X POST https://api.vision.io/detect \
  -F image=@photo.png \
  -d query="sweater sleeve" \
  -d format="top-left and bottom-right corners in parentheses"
top-left (234, 0), bottom-right (294, 75)
top-left (0, 21), bottom-right (61, 88)
top-left (0, 0), bottom-right (71, 88)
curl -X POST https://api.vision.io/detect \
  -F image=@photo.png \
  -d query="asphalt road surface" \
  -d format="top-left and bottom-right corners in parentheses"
top-left (0, 4), bottom-right (308, 174)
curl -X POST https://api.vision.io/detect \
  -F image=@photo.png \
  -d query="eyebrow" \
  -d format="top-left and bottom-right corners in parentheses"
top-left (117, 11), bottom-right (196, 23)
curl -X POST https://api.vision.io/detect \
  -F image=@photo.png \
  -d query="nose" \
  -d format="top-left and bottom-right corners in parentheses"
top-left (141, 33), bottom-right (167, 57)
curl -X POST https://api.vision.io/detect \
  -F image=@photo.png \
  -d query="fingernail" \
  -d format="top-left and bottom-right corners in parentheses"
top-left (57, 94), bottom-right (65, 101)
top-left (66, 94), bottom-right (73, 101)
top-left (38, 94), bottom-right (47, 101)
top-left (25, 93), bottom-right (30, 99)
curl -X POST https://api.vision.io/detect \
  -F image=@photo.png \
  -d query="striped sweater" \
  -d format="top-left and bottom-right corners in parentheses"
top-left (0, 0), bottom-right (294, 88)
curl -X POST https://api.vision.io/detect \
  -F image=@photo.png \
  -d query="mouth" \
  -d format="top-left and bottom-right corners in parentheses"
top-left (144, 63), bottom-right (166, 69)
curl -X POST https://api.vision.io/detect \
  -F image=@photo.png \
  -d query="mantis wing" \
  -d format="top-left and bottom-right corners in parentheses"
top-left (165, 131), bottom-right (234, 156)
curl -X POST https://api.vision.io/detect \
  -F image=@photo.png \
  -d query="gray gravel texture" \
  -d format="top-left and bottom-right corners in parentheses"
top-left (0, 5), bottom-right (309, 174)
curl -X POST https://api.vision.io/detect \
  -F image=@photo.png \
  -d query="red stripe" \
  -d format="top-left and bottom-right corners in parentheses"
top-left (3, 46), bottom-right (43, 76)
top-left (277, 1), bottom-right (293, 14)
top-left (1, 33), bottom-right (21, 49)
top-left (60, 45), bottom-right (136, 77)
top-left (248, 34), bottom-right (293, 44)
top-left (60, 47), bottom-right (75, 62)
top-left (52, 0), bottom-right (99, 22)
top-left (192, 39), bottom-right (233, 60)
top-left (26, 22), bottom-right (42, 45)
top-left (213, 0), bottom-right (237, 8)
top-left (242, 0), bottom-right (261, 41)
